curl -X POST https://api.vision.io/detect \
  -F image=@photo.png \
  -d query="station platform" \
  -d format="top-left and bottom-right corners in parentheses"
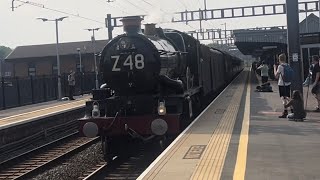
top-left (0, 95), bottom-right (90, 130)
top-left (138, 69), bottom-right (320, 180)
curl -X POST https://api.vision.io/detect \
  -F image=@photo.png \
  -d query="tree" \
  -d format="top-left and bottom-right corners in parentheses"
top-left (0, 46), bottom-right (12, 59)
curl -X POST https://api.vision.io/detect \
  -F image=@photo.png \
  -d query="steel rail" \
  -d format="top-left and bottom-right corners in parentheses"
top-left (0, 132), bottom-right (99, 180)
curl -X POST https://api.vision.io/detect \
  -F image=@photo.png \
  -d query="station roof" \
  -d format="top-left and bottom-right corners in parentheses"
top-left (233, 13), bottom-right (320, 56)
top-left (5, 40), bottom-right (109, 61)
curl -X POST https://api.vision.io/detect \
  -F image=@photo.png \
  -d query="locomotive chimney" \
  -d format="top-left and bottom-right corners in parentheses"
top-left (120, 16), bottom-right (143, 34)
top-left (144, 23), bottom-right (157, 36)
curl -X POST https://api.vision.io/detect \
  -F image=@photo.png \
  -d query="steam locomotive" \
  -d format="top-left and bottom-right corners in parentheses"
top-left (78, 16), bottom-right (243, 160)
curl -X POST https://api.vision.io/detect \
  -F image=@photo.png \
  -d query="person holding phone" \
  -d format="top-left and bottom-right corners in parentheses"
top-left (274, 53), bottom-right (291, 118)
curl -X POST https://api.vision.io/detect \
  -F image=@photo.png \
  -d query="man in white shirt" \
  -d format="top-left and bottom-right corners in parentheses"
top-left (274, 53), bottom-right (291, 118)
top-left (257, 61), bottom-right (269, 84)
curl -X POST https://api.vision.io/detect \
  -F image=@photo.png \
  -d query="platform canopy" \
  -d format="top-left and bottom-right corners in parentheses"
top-left (233, 27), bottom-right (287, 57)
top-left (233, 13), bottom-right (320, 57)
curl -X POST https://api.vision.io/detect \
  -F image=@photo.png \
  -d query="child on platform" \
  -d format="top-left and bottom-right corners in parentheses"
top-left (285, 90), bottom-right (306, 121)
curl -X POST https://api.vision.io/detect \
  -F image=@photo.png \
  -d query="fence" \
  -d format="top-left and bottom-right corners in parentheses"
top-left (0, 72), bottom-right (99, 110)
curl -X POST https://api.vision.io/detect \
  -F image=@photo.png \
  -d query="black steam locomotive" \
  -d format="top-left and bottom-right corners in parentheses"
top-left (79, 16), bottom-right (243, 160)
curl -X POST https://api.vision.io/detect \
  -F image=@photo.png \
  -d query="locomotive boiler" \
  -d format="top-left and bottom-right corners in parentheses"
top-left (78, 16), bottom-right (243, 160)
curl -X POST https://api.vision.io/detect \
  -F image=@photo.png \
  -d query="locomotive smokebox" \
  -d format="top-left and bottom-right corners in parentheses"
top-left (144, 23), bottom-right (157, 36)
top-left (121, 16), bottom-right (144, 34)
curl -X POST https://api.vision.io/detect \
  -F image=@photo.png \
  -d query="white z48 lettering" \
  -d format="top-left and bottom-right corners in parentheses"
top-left (111, 54), bottom-right (145, 72)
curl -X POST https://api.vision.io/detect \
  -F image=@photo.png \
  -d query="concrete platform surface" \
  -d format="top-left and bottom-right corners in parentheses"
top-left (0, 95), bottom-right (90, 129)
top-left (246, 73), bottom-right (320, 180)
top-left (138, 69), bottom-right (320, 180)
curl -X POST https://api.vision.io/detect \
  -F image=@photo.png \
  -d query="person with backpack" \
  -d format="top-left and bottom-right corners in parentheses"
top-left (274, 53), bottom-right (293, 118)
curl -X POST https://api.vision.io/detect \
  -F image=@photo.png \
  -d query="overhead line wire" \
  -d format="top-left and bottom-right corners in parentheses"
top-left (125, 0), bottom-right (149, 13)
top-left (138, 0), bottom-right (171, 14)
top-left (104, 0), bottom-right (131, 15)
top-left (140, 0), bottom-right (153, 7)
top-left (14, 0), bottom-right (105, 24)
top-left (197, 0), bottom-right (202, 9)
top-left (175, 0), bottom-right (188, 9)
top-left (113, 0), bottom-right (147, 15)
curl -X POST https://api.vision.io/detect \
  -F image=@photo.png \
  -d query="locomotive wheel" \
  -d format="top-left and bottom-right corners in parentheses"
top-left (102, 136), bottom-right (134, 161)
top-left (101, 136), bottom-right (113, 161)
top-left (157, 135), bottom-right (175, 150)
top-left (159, 139), bottom-right (164, 149)
top-left (159, 136), bottom-right (167, 150)
top-left (180, 99), bottom-right (192, 130)
top-left (192, 95), bottom-right (202, 116)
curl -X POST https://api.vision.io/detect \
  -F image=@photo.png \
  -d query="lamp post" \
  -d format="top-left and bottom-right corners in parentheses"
top-left (221, 23), bottom-right (227, 44)
top-left (76, 48), bottom-right (83, 95)
top-left (37, 16), bottom-right (68, 100)
top-left (76, 48), bottom-right (82, 73)
top-left (287, 0), bottom-right (303, 94)
top-left (85, 28), bottom-right (100, 89)
top-left (0, 59), bottom-right (3, 77)
top-left (203, 0), bottom-right (207, 19)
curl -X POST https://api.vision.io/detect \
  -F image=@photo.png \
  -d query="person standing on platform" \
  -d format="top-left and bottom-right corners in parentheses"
top-left (257, 61), bottom-right (269, 84)
top-left (68, 70), bottom-right (76, 100)
top-left (303, 59), bottom-right (314, 86)
top-left (311, 56), bottom-right (320, 112)
top-left (274, 53), bottom-right (291, 118)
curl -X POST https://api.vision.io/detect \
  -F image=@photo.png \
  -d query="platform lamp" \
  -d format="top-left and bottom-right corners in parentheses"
top-left (76, 48), bottom-right (83, 73)
top-left (37, 16), bottom-right (68, 101)
top-left (85, 28), bottom-right (100, 89)
top-left (77, 48), bottom-right (83, 95)
top-left (221, 23), bottom-right (227, 45)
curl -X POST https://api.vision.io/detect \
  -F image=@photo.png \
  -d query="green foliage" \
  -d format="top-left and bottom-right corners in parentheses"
top-left (0, 46), bottom-right (12, 59)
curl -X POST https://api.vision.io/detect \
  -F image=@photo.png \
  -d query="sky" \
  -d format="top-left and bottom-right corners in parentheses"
top-left (0, 0), bottom-right (316, 48)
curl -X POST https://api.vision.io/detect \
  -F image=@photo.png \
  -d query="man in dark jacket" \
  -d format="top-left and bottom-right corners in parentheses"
top-left (311, 56), bottom-right (320, 112)
top-left (68, 70), bottom-right (76, 100)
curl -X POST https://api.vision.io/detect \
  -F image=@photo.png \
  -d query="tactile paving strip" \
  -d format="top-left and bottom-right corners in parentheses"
top-left (190, 73), bottom-right (247, 180)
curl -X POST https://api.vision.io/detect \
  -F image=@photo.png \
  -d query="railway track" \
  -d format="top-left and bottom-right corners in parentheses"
top-left (0, 132), bottom-right (99, 180)
top-left (79, 142), bottom-right (168, 180)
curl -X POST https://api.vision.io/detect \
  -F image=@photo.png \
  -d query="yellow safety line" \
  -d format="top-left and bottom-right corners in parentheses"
top-left (191, 72), bottom-right (246, 180)
top-left (233, 70), bottom-right (251, 180)
top-left (0, 99), bottom-right (87, 121)
top-left (139, 71), bottom-right (246, 180)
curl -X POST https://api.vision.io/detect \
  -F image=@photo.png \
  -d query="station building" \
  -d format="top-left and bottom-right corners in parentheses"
top-left (5, 40), bottom-right (108, 77)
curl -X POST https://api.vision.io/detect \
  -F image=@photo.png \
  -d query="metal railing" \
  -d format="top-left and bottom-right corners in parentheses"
top-left (0, 72), bottom-right (99, 110)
